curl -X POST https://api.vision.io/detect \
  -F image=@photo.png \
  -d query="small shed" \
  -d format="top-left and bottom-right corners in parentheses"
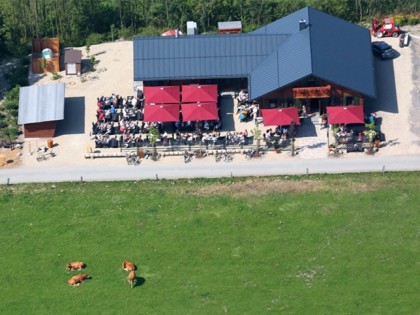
top-left (64, 49), bottom-right (82, 75)
top-left (31, 38), bottom-right (60, 73)
top-left (18, 83), bottom-right (65, 138)
top-left (218, 21), bottom-right (242, 34)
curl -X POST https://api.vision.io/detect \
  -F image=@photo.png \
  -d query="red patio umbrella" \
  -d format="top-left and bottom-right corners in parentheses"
top-left (326, 106), bottom-right (364, 124)
top-left (181, 102), bottom-right (219, 121)
top-left (182, 84), bottom-right (218, 103)
top-left (144, 86), bottom-right (180, 104)
top-left (143, 104), bottom-right (180, 122)
top-left (261, 107), bottom-right (301, 126)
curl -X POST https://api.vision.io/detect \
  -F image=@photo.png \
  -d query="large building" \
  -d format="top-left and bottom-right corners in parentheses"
top-left (134, 6), bottom-right (375, 113)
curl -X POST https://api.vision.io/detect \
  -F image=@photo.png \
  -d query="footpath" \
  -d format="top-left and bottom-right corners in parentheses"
top-left (1, 155), bottom-right (420, 184)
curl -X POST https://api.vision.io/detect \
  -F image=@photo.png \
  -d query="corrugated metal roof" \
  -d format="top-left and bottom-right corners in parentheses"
top-left (18, 83), bottom-right (65, 124)
top-left (218, 21), bottom-right (242, 30)
top-left (133, 6), bottom-right (376, 99)
top-left (308, 8), bottom-right (376, 97)
top-left (250, 30), bottom-right (313, 99)
top-left (64, 49), bottom-right (82, 63)
top-left (252, 7), bottom-right (309, 35)
top-left (134, 33), bottom-right (290, 81)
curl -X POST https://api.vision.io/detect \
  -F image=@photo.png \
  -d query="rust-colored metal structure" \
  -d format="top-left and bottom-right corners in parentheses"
top-left (23, 121), bottom-right (57, 138)
top-left (31, 38), bottom-right (60, 73)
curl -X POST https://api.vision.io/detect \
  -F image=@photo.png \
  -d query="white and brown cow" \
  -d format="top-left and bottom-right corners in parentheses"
top-left (68, 273), bottom-right (91, 286)
top-left (128, 271), bottom-right (136, 288)
top-left (66, 261), bottom-right (86, 271)
top-left (122, 260), bottom-right (137, 272)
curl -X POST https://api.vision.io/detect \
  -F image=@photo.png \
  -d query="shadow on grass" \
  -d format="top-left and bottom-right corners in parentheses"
top-left (134, 276), bottom-right (146, 288)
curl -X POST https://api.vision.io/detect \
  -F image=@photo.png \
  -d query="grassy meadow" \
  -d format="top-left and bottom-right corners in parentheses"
top-left (0, 173), bottom-right (419, 314)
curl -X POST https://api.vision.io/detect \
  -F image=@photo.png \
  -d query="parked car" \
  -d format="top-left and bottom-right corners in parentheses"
top-left (372, 41), bottom-right (397, 60)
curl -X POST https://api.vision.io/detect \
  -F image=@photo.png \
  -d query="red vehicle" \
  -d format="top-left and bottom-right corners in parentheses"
top-left (371, 17), bottom-right (401, 38)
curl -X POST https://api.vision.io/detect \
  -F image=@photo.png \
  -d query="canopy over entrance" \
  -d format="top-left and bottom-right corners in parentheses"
top-left (261, 107), bottom-right (301, 126)
top-left (182, 84), bottom-right (218, 103)
top-left (326, 105), bottom-right (364, 124)
top-left (143, 103), bottom-right (180, 122)
top-left (144, 86), bottom-right (180, 104)
top-left (181, 102), bottom-right (219, 121)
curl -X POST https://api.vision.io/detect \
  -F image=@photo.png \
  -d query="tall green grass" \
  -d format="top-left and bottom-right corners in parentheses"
top-left (0, 173), bottom-right (419, 314)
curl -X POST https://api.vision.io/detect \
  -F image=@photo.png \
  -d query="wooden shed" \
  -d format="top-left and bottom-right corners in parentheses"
top-left (31, 38), bottom-right (60, 74)
top-left (64, 49), bottom-right (82, 75)
top-left (18, 83), bottom-right (65, 138)
top-left (218, 21), bottom-right (242, 34)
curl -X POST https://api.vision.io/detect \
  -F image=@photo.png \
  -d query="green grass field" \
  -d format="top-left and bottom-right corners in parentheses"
top-left (0, 173), bottom-right (419, 314)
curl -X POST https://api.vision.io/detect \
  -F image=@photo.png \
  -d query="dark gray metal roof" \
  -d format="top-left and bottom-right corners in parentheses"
top-left (250, 7), bottom-right (376, 98)
top-left (18, 83), bottom-right (65, 124)
top-left (251, 7), bottom-right (309, 35)
top-left (134, 33), bottom-right (290, 81)
top-left (250, 29), bottom-right (313, 99)
top-left (64, 49), bottom-right (82, 63)
top-left (307, 8), bottom-right (376, 97)
top-left (133, 6), bottom-right (376, 99)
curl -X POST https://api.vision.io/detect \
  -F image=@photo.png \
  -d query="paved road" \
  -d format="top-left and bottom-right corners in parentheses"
top-left (1, 155), bottom-right (419, 184)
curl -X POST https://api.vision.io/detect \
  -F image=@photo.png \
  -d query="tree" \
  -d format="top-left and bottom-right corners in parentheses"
top-left (0, 85), bottom-right (20, 143)
top-left (251, 125), bottom-right (262, 156)
top-left (148, 127), bottom-right (160, 161)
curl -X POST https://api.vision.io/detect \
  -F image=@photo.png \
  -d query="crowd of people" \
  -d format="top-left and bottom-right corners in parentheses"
top-left (92, 92), bottom-right (225, 149)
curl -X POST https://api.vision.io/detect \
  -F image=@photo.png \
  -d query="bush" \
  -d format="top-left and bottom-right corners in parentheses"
top-left (86, 33), bottom-right (105, 46)
top-left (118, 27), bottom-right (134, 40)
top-left (4, 64), bottom-right (29, 87)
top-left (139, 26), bottom-right (161, 36)
top-left (0, 86), bottom-right (20, 141)
top-left (20, 56), bottom-right (30, 66)
top-left (407, 16), bottom-right (420, 25)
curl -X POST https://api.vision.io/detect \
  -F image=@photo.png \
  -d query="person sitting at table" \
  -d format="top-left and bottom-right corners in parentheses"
top-left (97, 111), bottom-right (105, 122)
top-left (212, 132), bottom-right (219, 145)
top-left (131, 96), bottom-right (137, 108)
top-left (239, 109), bottom-right (248, 122)
top-left (110, 105), bottom-right (116, 115)
top-left (203, 120), bottom-right (210, 131)
top-left (368, 112), bottom-right (376, 124)
top-left (135, 134), bottom-right (143, 146)
top-left (265, 128), bottom-right (274, 141)
top-left (237, 89), bottom-right (248, 103)
top-left (185, 121), bottom-right (192, 130)
top-left (214, 120), bottom-right (222, 130)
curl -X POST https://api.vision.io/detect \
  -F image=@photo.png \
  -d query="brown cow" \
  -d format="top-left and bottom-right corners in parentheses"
top-left (122, 260), bottom-right (137, 272)
top-left (68, 273), bottom-right (91, 286)
top-left (128, 271), bottom-right (136, 288)
top-left (66, 262), bottom-right (86, 271)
